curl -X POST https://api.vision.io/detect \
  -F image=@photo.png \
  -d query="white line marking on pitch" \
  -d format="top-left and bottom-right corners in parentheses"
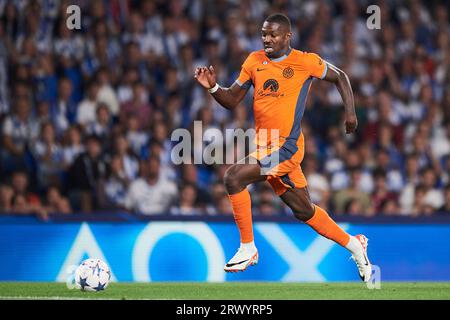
top-left (0, 296), bottom-right (113, 300)
top-left (0, 296), bottom-right (178, 300)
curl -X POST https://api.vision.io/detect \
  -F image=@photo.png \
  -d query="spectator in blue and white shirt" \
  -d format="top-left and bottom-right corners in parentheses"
top-left (31, 121), bottom-right (64, 189)
top-left (1, 97), bottom-right (37, 174)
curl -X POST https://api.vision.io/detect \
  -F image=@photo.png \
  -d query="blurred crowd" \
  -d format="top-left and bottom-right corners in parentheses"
top-left (0, 0), bottom-right (449, 219)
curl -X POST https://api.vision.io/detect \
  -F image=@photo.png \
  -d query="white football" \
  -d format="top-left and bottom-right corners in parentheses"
top-left (74, 258), bottom-right (111, 292)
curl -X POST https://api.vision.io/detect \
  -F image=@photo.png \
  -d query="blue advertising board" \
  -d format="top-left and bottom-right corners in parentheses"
top-left (1, 218), bottom-right (450, 282)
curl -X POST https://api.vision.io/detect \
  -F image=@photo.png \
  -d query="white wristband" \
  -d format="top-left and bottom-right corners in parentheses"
top-left (208, 83), bottom-right (219, 93)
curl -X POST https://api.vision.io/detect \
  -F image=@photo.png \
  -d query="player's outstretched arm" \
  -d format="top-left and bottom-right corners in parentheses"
top-left (194, 66), bottom-right (248, 110)
top-left (322, 63), bottom-right (357, 134)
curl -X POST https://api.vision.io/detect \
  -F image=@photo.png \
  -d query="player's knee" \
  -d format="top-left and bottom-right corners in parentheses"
top-left (223, 166), bottom-right (243, 193)
top-left (292, 203), bottom-right (315, 221)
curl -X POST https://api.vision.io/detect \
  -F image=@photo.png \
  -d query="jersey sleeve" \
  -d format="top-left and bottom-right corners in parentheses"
top-left (235, 54), bottom-right (254, 89)
top-left (304, 52), bottom-right (328, 79)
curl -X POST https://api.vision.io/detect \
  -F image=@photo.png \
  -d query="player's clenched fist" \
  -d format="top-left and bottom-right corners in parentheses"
top-left (344, 114), bottom-right (358, 134)
top-left (194, 66), bottom-right (217, 89)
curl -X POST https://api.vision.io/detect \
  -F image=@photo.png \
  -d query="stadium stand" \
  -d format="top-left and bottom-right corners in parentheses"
top-left (0, 0), bottom-right (449, 218)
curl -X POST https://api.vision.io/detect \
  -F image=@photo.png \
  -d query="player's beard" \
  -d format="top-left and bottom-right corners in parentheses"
top-left (264, 42), bottom-right (289, 59)
top-left (264, 46), bottom-right (285, 59)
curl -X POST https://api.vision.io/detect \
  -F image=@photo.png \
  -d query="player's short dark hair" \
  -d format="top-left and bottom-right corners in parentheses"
top-left (265, 13), bottom-right (291, 31)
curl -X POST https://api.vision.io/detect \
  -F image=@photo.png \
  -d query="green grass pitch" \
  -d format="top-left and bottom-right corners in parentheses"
top-left (1, 282), bottom-right (450, 300)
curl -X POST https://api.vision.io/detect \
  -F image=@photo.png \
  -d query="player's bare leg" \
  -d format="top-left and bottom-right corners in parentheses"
top-left (280, 187), bottom-right (373, 282)
top-left (223, 159), bottom-right (266, 272)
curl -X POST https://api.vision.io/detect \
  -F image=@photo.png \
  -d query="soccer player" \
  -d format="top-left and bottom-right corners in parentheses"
top-left (194, 13), bottom-right (372, 282)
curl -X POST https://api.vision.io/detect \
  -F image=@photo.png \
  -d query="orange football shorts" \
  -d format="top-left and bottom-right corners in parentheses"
top-left (249, 132), bottom-right (307, 196)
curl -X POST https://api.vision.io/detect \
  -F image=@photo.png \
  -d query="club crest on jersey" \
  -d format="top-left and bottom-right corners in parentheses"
top-left (283, 67), bottom-right (294, 78)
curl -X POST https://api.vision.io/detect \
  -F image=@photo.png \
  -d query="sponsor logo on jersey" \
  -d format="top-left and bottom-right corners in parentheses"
top-left (257, 79), bottom-right (284, 98)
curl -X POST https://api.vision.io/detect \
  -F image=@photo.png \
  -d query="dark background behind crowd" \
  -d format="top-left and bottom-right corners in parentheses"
top-left (0, 0), bottom-right (449, 219)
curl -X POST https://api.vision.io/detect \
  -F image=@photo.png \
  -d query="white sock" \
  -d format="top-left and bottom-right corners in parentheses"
top-left (345, 236), bottom-right (362, 255)
top-left (240, 241), bottom-right (257, 252)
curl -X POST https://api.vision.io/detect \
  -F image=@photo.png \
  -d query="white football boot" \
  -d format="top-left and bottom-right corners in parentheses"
top-left (350, 234), bottom-right (372, 282)
top-left (224, 247), bottom-right (258, 273)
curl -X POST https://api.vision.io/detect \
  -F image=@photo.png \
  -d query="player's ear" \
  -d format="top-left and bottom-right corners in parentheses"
top-left (285, 31), bottom-right (292, 41)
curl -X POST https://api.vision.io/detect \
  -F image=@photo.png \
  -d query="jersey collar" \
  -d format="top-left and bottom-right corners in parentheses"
top-left (269, 47), bottom-right (292, 62)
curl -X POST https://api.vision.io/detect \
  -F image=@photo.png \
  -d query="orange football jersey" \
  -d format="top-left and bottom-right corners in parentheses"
top-left (236, 48), bottom-right (327, 149)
